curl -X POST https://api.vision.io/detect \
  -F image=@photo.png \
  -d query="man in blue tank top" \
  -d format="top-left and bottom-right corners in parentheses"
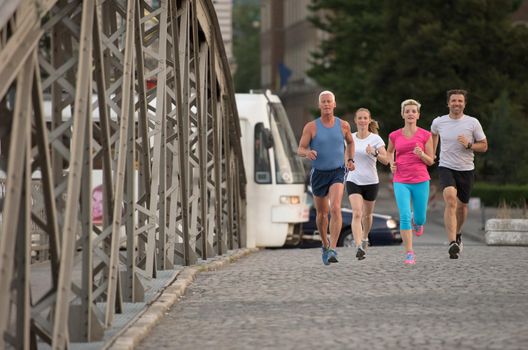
top-left (298, 91), bottom-right (355, 265)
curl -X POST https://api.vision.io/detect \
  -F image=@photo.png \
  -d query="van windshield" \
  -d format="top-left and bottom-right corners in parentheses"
top-left (268, 102), bottom-right (305, 184)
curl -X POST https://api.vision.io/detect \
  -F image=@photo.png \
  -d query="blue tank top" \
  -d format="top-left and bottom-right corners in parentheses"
top-left (310, 117), bottom-right (345, 170)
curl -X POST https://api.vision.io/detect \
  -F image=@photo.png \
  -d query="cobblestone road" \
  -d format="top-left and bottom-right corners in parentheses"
top-left (138, 244), bottom-right (528, 350)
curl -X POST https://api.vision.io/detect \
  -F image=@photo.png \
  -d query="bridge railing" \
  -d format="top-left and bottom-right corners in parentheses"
top-left (0, 0), bottom-right (246, 348)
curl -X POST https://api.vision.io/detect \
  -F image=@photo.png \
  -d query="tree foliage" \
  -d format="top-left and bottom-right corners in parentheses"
top-left (308, 0), bottom-right (528, 183)
top-left (233, 0), bottom-right (261, 93)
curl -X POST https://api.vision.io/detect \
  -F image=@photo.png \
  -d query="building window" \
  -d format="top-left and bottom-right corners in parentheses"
top-left (254, 123), bottom-right (272, 184)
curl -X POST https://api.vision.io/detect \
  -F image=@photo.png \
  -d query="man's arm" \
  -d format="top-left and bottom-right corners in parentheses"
top-left (432, 133), bottom-right (439, 160)
top-left (343, 121), bottom-right (355, 170)
top-left (297, 122), bottom-right (317, 160)
top-left (471, 138), bottom-right (488, 153)
top-left (457, 135), bottom-right (488, 153)
top-left (471, 119), bottom-right (488, 153)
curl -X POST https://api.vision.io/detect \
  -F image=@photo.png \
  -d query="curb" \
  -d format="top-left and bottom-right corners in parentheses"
top-left (104, 247), bottom-right (259, 350)
top-left (485, 218), bottom-right (528, 246)
top-left (485, 231), bottom-right (528, 245)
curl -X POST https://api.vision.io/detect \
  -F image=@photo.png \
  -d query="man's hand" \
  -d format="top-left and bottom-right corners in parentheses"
top-left (305, 149), bottom-right (317, 160)
top-left (346, 159), bottom-right (355, 171)
top-left (457, 135), bottom-right (471, 149)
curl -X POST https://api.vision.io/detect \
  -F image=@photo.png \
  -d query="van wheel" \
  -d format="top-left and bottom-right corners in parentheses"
top-left (338, 230), bottom-right (355, 248)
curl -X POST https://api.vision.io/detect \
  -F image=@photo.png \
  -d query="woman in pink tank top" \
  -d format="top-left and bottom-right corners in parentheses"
top-left (387, 99), bottom-right (435, 265)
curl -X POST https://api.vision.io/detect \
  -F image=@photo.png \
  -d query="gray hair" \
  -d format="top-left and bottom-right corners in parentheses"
top-left (319, 90), bottom-right (335, 103)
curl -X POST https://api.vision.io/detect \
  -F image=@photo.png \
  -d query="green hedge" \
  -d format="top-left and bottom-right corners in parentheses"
top-left (472, 183), bottom-right (528, 207)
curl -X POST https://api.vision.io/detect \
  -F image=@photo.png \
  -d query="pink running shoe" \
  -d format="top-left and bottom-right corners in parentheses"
top-left (413, 224), bottom-right (424, 237)
top-left (412, 219), bottom-right (424, 237)
top-left (404, 251), bottom-right (416, 265)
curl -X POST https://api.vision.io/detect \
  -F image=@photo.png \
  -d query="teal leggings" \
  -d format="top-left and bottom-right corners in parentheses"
top-left (393, 181), bottom-right (430, 230)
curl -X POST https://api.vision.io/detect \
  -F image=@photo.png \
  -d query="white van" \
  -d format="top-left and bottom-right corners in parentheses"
top-left (236, 90), bottom-right (309, 248)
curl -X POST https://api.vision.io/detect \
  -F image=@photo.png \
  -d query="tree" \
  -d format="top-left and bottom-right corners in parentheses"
top-left (308, 0), bottom-right (384, 115)
top-left (483, 91), bottom-right (528, 183)
top-left (233, 0), bottom-right (261, 92)
top-left (308, 0), bottom-right (528, 182)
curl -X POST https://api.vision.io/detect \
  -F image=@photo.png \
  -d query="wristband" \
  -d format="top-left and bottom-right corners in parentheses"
top-left (373, 149), bottom-right (379, 157)
top-left (347, 158), bottom-right (354, 163)
top-left (466, 142), bottom-right (472, 150)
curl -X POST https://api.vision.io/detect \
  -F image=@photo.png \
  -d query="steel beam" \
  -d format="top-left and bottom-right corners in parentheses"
top-left (0, 0), bottom-right (246, 346)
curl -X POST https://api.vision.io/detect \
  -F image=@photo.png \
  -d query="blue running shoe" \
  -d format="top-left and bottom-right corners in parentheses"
top-left (321, 246), bottom-right (330, 265)
top-left (327, 249), bottom-right (338, 263)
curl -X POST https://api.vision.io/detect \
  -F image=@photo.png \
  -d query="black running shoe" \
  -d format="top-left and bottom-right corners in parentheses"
top-left (356, 246), bottom-right (366, 260)
top-left (449, 241), bottom-right (460, 259)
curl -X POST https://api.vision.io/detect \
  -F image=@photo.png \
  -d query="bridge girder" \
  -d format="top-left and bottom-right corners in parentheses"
top-left (0, 0), bottom-right (246, 348)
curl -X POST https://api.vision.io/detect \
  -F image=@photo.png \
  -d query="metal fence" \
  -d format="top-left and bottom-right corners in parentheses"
top-left (0, 0), bottom-right (246, 348)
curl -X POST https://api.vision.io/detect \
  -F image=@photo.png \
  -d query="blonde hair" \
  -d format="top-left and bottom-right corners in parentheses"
top-left (355, 107), bottom-right (380, 134)
top-left (400, 99), bottom-right (421, 115)
top-left (369, 120), bottom-right (379, 134)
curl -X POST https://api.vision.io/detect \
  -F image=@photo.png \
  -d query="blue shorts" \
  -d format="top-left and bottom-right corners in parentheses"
top-left (310, 166), bottom-right (346, 197)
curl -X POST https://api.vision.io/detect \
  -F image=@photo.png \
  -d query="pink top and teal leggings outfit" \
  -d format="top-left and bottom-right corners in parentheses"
top-left (389, 128), bottom-right (431, 231)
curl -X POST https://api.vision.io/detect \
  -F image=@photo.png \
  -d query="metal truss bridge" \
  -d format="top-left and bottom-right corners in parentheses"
top-left (0, 0), bottom-right (246, 348)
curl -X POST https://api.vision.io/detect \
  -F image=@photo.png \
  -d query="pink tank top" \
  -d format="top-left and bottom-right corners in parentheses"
top-left (389, 127), bottom-right (431, 183)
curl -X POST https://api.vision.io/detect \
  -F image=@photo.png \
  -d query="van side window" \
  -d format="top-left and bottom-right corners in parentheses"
top-left (254, 123), bottom-right (272, 184)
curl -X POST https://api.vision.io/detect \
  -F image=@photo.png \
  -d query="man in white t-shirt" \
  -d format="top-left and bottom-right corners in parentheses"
top-left (431, 89), bottom-right (488, 259)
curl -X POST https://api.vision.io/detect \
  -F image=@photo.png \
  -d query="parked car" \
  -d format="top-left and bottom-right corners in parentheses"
top-left (300, 190), bottom-right (402, 247)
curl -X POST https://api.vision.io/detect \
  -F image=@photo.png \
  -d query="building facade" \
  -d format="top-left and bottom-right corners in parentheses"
top-left (260, 0), bottom-right (324, 139)
top-left (513, 0), bottom-right (528, 24)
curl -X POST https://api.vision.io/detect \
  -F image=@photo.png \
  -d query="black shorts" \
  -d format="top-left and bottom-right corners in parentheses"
top-left (346, 182), bottom-right (379, 202)
top-left (310, 166), bottom-right (346, 197)
top-left (437, 166), bottom-right (475, 204)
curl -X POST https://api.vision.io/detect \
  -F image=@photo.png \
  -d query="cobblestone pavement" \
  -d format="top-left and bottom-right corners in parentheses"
top-left (137, 245), bottom-right (528, 350)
